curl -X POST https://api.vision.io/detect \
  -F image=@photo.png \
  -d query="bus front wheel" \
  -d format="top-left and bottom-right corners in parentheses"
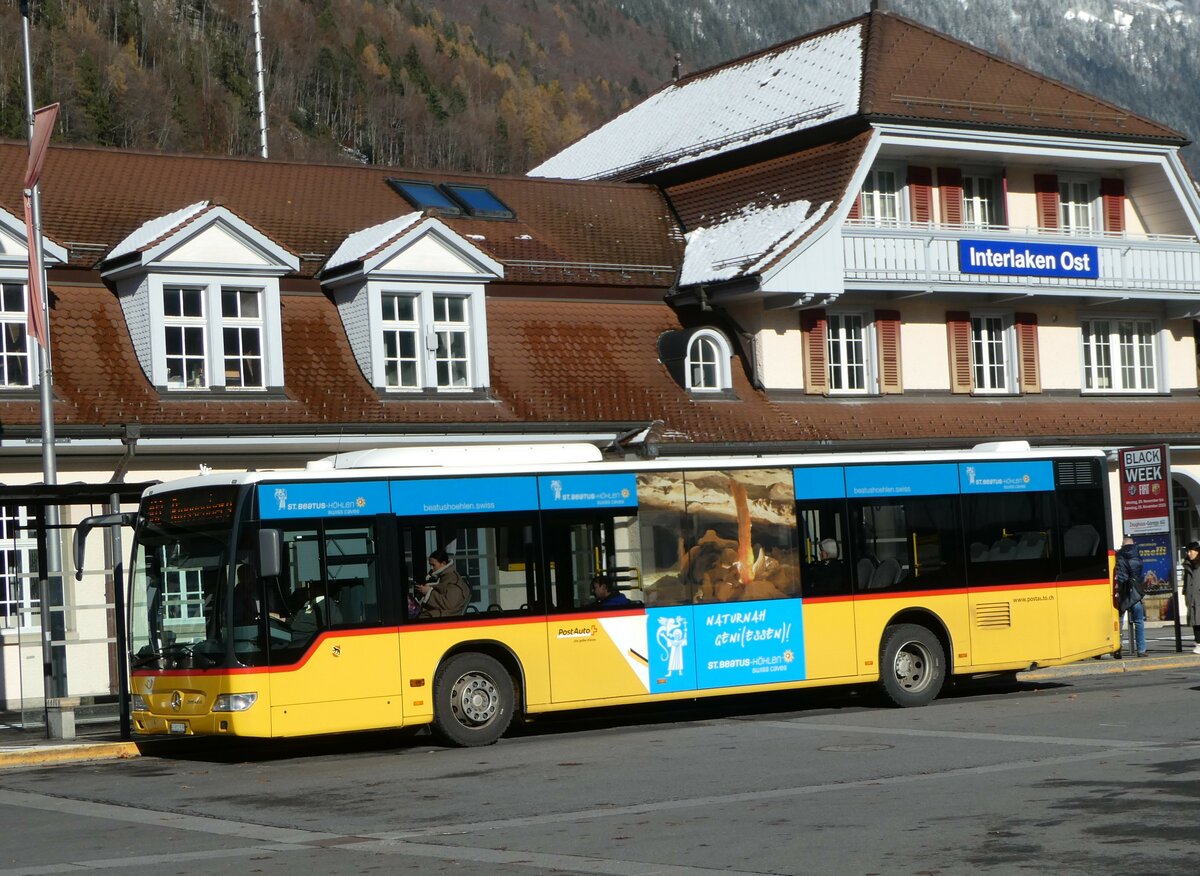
top-left (879, 623), bottom-right (945, 707)
top-left (431, 653), bottom-right (515, 747)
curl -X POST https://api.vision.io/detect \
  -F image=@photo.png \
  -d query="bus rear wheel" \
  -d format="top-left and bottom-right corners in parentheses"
top-left (431, 653), bottom-right (514, 747)
top-left (879, 623), bottom-right (945, 707)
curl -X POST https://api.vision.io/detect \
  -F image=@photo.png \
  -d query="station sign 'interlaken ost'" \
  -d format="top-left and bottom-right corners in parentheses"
top-left (958, 239), bottom-right (1099, 279)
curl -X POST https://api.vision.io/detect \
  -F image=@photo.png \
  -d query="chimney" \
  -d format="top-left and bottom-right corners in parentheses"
top-left (871, 0), bottom-right (887, 11)
top-left (672, 52), bottom-right (682, 81)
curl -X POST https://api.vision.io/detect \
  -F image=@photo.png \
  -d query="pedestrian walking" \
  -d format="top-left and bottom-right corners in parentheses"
top-left (1116, 536), bottom-right (1145, 657)
top-left (1183, 541), bottom-right (1200, 655)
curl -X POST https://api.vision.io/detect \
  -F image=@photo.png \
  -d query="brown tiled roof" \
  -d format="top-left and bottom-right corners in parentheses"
top-left (3, 283), bottom-right (1198, 449)
top-left (861, 10), bottom-right (1185, 143)
top-left (663, 131), bottom-right (871, 282)
top-left (0, 143), bottom-right (683, 286)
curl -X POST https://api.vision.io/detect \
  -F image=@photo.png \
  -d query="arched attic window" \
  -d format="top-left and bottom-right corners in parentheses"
top-left (685, 329), bottom-right (732, 392)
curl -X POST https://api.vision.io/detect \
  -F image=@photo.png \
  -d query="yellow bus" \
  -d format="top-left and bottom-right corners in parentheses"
top-left (77, 442), bottom-right (1117, 746)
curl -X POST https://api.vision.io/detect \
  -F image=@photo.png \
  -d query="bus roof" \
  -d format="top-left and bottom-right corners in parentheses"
top-left (140, 441), bottom-right (1108, 497)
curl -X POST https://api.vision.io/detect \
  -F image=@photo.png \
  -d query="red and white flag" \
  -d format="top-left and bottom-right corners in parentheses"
top-left (23, 102), bottom-right (58, 350)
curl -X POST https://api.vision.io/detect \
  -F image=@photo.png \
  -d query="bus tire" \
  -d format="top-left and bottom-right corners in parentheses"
top-left (431, 652), bottom-right (514, 747)
top-left (879, 623), bottom-right (945, 707)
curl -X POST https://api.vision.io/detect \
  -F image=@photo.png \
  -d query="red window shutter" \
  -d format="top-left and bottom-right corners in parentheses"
top-left (1101, 178), bottom-right (1125, 233)
top-left (1014, 312), bottom-right (1041, 394)
top-left (938, 168), bottom-right (963, 226)
top-left (848, 193), bottom-right (861, 220)
top-left (908, 166), bottom-right (933, 224)
top-left (1034, 174), bottom-right (1059, 229)
top-left (946, 311), bottom-right (972, 394)
top-left (801, 309), bottom-right (828, 395)
top-left (875, 310), bottom-right (903, 394)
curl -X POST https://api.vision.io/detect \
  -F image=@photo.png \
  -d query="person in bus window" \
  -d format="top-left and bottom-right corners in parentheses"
top-left (591, 574), bottom-right (631, 608)
top-left (415, 549), bottom-right (470, 617)
top-left (805, 538), bottom-right (846, 595)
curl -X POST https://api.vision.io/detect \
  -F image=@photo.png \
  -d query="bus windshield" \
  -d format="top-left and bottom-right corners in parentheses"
top-left (130, 486), bottom-right (240, 669)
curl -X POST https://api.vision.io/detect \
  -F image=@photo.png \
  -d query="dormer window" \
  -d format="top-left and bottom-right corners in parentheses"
top-left (101, 202), bottom-right (298, 395)
top-left (322, 214), bottom-right (503, 395)
top-left (686, 330), bottom-right (732, 391)
top-left (379, 290), bottom-right (474, 390)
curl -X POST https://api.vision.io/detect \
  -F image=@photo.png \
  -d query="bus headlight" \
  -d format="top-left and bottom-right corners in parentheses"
top-left (130, 694), bottom-right (148, 712)
top-left (212, 693), bottom-right (258, 712)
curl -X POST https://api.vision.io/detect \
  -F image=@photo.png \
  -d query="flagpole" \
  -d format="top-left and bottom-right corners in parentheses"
top-left (20, 0), bottom-right (67, 723)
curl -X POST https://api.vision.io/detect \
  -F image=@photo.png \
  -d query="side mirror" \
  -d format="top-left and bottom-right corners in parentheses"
top-left (258, 528), bottom-right (282, 578)
top-left (73, 512), bottom-right (137, 581)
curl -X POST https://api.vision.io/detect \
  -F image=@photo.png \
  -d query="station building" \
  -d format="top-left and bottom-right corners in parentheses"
top-left (0, 7), bottom-right (1197, 709)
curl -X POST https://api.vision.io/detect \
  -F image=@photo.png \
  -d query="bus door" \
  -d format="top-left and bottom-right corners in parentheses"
top-left (541, 476), bottom-right (647, 704)
top-left (960, 465), bottom-right (1062, 666)
top-left (797, 497), bottom-right (858, 679)
top-left (1053, 459), bottom-right (1112, 659)
top-left (265, 517), bottom-right (401, 735)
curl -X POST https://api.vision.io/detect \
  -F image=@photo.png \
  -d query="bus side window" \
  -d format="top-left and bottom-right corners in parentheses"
top-left (401, 514), bottom-right (543, 619)
top-left (851, 496), bottom-right (963, 592)
top-left (798, 499), bottom-right (850, 597)
top-left (543, 511), bottom-right (642, 611)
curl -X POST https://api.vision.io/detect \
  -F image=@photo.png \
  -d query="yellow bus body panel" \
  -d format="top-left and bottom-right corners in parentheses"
top-left (130, 577), bottom-right (1116, 738)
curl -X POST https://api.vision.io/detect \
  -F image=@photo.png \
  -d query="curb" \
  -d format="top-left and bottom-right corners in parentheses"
top-left (0, 741), bottom-right (140, 769)
top-left (1022, 654), bottom-right (1200, 681)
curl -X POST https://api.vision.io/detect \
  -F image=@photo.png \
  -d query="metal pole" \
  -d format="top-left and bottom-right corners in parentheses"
top-left (110, 494), bottom-right (131, 740)
top-left (251, 0), bottom-right (269, 158)
top-left (21, 2), bottom-right (66, 717)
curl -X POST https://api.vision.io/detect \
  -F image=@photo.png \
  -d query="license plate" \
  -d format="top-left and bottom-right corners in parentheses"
top-left (169, 721), bottom-right (187, 735)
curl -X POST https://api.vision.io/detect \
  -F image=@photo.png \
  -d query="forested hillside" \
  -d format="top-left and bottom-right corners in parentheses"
top-left (1, 0), bottom-right (1197, 174)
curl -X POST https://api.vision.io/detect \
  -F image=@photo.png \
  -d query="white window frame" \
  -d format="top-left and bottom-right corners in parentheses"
top-left (149, 274), bottom-right (283, 391)
top-left (369, 282), bottom-right (488, 392)
top-left (962, 174), bottom-right (1002, 229)
top-left (380, 291), bottom-right (423, 390)
top-left (0, 505), bottom-right (38, 632)
top-left (685, 329), bottom-right (732, 392)
top-left (859, 166), bottom-right (903, 226)
top-left (1080, 316), bottom-right (1160, 394)
top-left (220, 287), bottom-right (266, 390)
top-left (162, 286), bottom-right (209, 389)
top-left (1058, 177), bottom-right (1098, 234)
top-left (969, 313), bottom-right (1016, 395)
top-left (826, 312), bottom-right (874, 395)
top-left (432, 292), bottom-right (472, 389)
top-left (0, 280), bottom-right (36, 389)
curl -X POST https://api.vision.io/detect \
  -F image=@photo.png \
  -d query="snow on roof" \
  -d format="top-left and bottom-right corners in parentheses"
top-left (679, 198), bottom-right (832, 287)
top-left (325, 211), bottom-right (423, 271)
top-left (529, 23), bottom-right (863, 181)
top-left (107, 201), bottom-right (209, 260)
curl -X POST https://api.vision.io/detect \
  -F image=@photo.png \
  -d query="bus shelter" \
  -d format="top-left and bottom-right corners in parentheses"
top-left (0, 482), bottom-right (154, 738)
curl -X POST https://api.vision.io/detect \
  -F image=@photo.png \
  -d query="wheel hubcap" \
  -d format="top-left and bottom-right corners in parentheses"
top-left (894, 642), bottom-right (930, 692)
top-left (452, 672), bottom-right (499, 726)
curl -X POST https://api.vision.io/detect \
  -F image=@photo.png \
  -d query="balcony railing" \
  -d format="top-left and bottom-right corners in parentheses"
top-left (842, 220), bottom-right (1200, 295)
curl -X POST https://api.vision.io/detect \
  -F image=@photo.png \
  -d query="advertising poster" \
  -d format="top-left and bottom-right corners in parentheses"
top-left (1131, 534), bottom-right (1173, 595)
top-left (1119, 445), bottom-right (1170, 535)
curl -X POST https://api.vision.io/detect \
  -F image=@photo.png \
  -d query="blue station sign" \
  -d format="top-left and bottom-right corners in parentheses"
top-left (958, 239), bottom-right (1099, 279)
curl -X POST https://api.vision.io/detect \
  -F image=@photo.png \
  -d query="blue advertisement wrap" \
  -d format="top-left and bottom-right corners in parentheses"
top-left (693, 600), bottom-right (805, 688)
top-left (646, 601), bottom-right (806, 693)
top-left (959, 460), bottom-right (1054, 494)
top-left (845, 463), bottom-right (959, 498)
top-left (646, 606), bottom-right (698, 694)
top-left (390, 476), bottom-right (539, 517)
top-left (958, 239), bottom-right (1099, 279)
top-left (538, 473), bottom-right (638, 510)
top-left (259, 481), bottom-right (391, 519)
top-left (793, 466), bottom-right (846, 500)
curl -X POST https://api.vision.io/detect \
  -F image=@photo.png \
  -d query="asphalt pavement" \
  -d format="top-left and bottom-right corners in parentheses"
top-left (2, 621), bottom-right (1195, 770)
